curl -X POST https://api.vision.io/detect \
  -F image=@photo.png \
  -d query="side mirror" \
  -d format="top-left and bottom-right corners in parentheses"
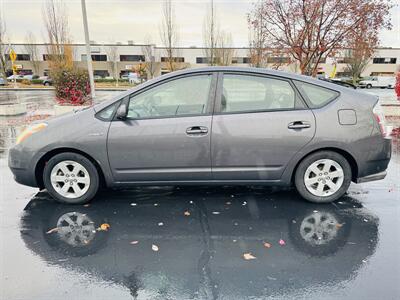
top-left (116, 104), bottom-right (128, 120)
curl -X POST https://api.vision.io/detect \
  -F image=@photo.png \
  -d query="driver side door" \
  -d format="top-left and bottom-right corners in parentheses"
top-left (107, 73), bottom-right (216, 182)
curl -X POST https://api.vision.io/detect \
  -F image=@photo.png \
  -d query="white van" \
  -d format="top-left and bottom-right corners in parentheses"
top-left (359, 76), bottom-right (395, 89)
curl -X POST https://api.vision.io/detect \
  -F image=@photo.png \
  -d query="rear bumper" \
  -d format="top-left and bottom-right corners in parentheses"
top-left (356, 170), bottom-right (387, 183)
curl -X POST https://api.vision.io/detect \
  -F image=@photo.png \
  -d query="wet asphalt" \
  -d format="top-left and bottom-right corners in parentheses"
top-left (0, 90), bottom-right (400, 300)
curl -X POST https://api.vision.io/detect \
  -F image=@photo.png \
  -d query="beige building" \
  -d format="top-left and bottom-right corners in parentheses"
top-left (4, 43), bottom-right (400, 79)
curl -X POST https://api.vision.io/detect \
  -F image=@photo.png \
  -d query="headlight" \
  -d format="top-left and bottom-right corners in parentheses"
top-left (16, 123), bottom-right (48, 145)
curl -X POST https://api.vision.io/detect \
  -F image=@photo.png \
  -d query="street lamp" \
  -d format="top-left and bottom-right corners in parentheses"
top-left (81, 0), bottom-right (95, 99)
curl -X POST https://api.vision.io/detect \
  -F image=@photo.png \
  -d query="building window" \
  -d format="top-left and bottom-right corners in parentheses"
top-left (267, 57), bottom-right (290, 64)
top-left (93, 70), bottom-right (109, 78)
top-left (373, 57), bottom-right (397, 64)
top-left (43, 54), bottom-right (65, 61)
top-left (161, 57), bottom-right (184, 63)
top-left (196, 57), bottom-right (209, 64)
top-left (336, 57), bottom-right (352, 64)
top-left (231, 57), bottom-right (251, 64)
top-left (81, 54), bottom-right (107, 61)
top-left (5, 54), bottom-right (30, 61)
top-left (120, 55), bottom-right (145, 62)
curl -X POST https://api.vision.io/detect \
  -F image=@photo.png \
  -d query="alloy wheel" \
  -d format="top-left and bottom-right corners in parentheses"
top-left (50, 160), bottom-right (91, 199)
top-left (304, 159), bottom-right (344, 197)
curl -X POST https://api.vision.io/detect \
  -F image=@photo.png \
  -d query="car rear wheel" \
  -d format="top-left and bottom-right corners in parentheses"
top-left (366, 84), bottom-right (372, 89)
top-left (43, 152), bottom-right (99, 204)
top-left (294, 151), bottom-right (352, 203)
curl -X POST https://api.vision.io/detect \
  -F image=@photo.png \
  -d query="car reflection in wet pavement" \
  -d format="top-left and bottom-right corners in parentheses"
top-left (20, 187), bottom-right (378, 299)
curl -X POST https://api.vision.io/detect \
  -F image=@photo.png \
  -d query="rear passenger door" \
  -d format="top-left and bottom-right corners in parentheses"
top-left (211, 73), bottom-right (315, 181)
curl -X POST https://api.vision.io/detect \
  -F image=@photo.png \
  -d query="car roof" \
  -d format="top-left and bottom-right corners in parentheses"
top-left (93, 66), bottom-right (358, 112)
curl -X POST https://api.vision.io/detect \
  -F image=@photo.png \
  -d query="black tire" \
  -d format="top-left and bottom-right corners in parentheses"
top-left (366, 84), bottom-right (372, 89)
top-left (294, 151), bottom-right (352, 203)
top-left (43, 152), bottom-right (99, 204)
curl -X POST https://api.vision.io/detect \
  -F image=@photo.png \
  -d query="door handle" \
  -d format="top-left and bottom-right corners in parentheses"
top-left (288, 121), bottom-right (311, 129)
top-left (186, 126), bottom-right (208, 135)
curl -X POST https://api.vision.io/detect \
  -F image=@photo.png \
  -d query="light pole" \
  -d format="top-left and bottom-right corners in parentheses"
top-left (81, 0), bottom-right (95, 99)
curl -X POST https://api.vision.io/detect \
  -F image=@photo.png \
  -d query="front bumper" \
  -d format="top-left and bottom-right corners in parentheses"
top-left (8, 146), bottom-right (42, 188)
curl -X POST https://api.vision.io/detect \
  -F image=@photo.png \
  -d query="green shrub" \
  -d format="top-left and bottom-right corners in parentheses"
top-left (31, 79), bottom-right (44, 84)
top-left (94, 78), bottom-right (129, 83)
top-left (32, 75), bottom-right (40, 79)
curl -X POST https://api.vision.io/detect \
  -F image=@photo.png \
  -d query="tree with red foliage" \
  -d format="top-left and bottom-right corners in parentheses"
top-left (248, 0), bottom-right (393, 76)
top-left (395, 72), bottom-right (400, 101)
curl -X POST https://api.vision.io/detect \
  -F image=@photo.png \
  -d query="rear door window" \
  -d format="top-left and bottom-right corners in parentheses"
top-left (220, 74), bottom-right (298, 113)
top-left (294, 81), bottom-right (339, 108)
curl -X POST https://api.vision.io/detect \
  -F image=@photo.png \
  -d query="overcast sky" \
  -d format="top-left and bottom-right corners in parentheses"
top-left (1, 0), bottom-right (399, 47)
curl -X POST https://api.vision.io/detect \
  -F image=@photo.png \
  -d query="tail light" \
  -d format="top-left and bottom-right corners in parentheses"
top-left (373, 102), bottom-right (390, 137)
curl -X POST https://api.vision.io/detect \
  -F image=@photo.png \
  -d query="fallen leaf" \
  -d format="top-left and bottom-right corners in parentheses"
top-left (189, 200), bottom-right (194, 204)
top-left (97, 223), bottom-right (110, 231)
top-left (279, 239), bottom-right (286, 246)
top-left (158, 222), bottom-right (164, 226)
top-left (130, 203), bottom-right (137, 206)
top-left (226, 201), bottom-right (231, 205)
top-left (212, 211), bottom-right (220, 215)
top-left (363, 219), bottom-right (369, 222)
top-left (243, 253), bottom-right (256, 260)
top-left (184, 211), bottom-right (191, 216)
top-left (313, 210), bottom-right (318, 213)
top-left (83, 204), bottom-right (90, 207)
top-left (263, 242), bottom-right (272, 248)
top-left (233, 239), bottom-right (237, 242)
top-left (152, 244), bottom-right (159, 251)
top-left (46, 227), bottom-right (59, 234)
top-left (336, 223), bottom-right (344, 229)
top-left (154, 203), bottom-right (159, 207)
top-left (242, 201), bottom-right (247, 206)
top-left (130, 240), bottom-right (139, 245)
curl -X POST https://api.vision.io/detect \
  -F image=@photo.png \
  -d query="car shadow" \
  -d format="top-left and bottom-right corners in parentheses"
top-left (20, 186), bottom-right (378, 299)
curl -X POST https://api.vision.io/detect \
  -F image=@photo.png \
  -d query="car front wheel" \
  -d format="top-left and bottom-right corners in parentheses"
top-left (43, 152), bottom-right (99, 204)
top-left (294, 151), bottom-right (352, 203)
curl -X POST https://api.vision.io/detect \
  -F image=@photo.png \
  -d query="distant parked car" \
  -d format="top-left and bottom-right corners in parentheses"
top-left (0, 77), bottom-right (5, 86)
top-left (7, 74), bottom-right (24, 80)
top-left (43, 78), bottom-right (53, 86)
top-left (22, 74), bottom-right (34, 80)
top-left (9, 67), bottom-right (392, 205)
top-left (359, 76), bottom-right (395, 89)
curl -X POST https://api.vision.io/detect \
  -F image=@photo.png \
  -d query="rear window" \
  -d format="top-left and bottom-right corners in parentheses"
top-left (294, 81), bottom-right (339, 108)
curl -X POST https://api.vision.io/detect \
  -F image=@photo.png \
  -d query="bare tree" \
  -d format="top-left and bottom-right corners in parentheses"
top-left (159, 0), bottom-right (179, 72)
top-left (203, 0), bottom-right (219, 66)
top-left (43, 0), bottom-right (73, 70)
top-left (142, 35), bottom-right (157, 79)
top-left (0, 14), bottom-right (9, 78)
top-left (106, 43), bottom-right (119, 85)
top-left (247, 1), bottom-right (268, 68)
top-left (24, 32), bottom-right (40, 75)
top-left (248, 0), bottom-right (392, 76)
top-left (215, 31), bottom-right (234, 66)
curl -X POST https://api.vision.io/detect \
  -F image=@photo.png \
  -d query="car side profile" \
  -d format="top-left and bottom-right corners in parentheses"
top-left (8, 67), bottom-right (391, 204)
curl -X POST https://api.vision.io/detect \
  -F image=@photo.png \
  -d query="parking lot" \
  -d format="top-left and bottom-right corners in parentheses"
top-left (1, 89), bottom-right (399, 300)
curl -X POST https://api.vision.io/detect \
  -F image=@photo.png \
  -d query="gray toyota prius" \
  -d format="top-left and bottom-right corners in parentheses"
top-left (8, 67), bottom-right (391, 204)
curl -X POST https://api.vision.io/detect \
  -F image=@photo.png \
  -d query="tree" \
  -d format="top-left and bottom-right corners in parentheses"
top-left (203, 0), bottom-right (219, 66)
top-left (0, 14), bottom-right (9, 78)
top-left (142, 35), bottom-right (157, 79)
top-left (24, 32), bottom-right (40, 75)
top-left (43, 0), bottom-right (73, 70)
top-left (248, 0), bottom-right (392, 76)
top-left (395, 72), bottom-right (400, 101)
top-left (343, 39), bottom-right (373, 84)
top-left (215, 31), bottom-right (234, 66)
top-left (106, 43), bottom-right (119, 85)
top-left (159, 0), bottom-right (179, 72)
top-left (247, 1), bottom-right (268, 68)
